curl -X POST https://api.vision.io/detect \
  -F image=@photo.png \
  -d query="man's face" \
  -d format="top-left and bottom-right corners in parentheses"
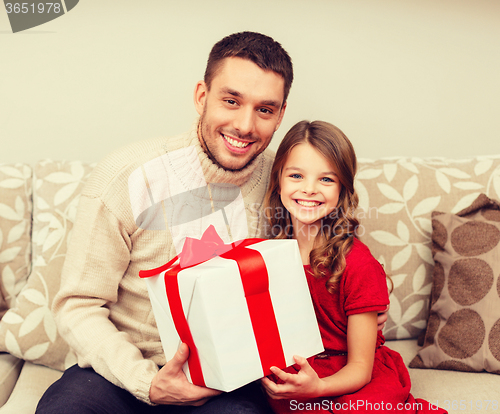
top-left (194, 57), bottom-right (287, 171)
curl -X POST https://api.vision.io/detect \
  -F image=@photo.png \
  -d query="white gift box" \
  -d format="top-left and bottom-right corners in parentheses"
top-left (142, 238), bottom-right (324, 392)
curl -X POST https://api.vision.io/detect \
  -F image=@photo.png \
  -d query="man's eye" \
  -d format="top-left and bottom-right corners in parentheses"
top-left (225, 100), bottom-right (237, 105)
top-left (258, 108), bottom-right (272, 114)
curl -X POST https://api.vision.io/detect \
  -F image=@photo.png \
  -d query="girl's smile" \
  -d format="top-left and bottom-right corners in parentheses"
top-left (294, 199), bottom-right (323, 207)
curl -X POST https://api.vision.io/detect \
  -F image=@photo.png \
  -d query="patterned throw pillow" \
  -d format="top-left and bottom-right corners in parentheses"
top-left (0, 164), bottom-right (32, 318)
top-left (409, 193), bottom-right (500, 373)
top-left (356, 156), bottom-right (500, 339)
top-left (0, 160), bottom-right (95, 371)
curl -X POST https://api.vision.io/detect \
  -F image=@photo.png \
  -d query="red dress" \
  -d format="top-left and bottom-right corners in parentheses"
top-left (268, 238), bottom-right (446, 414)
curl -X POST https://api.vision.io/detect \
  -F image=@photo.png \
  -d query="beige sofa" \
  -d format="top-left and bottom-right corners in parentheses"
top-left (1, 156), bottom-right (499, 413)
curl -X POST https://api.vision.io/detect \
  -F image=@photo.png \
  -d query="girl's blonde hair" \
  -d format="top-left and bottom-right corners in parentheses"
top-left (264, 120), bottom-right (359, 292)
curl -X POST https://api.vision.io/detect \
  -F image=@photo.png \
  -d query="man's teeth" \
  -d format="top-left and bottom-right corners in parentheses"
top-left (296, 200), bottom-right (321, 207)
top-left (223, 134), bottom-right (250, 148)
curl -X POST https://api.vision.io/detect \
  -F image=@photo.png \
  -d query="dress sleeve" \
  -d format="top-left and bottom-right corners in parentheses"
top-left (52, 194), bottom-right (158, 404)
top-left (342, 242), bottom-right (390, 317)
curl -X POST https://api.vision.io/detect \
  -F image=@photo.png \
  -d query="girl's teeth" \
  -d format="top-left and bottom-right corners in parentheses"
top-left (223, 135), bottom-right (250, 148)
top-left (297, 200), bottom-right (321, 207)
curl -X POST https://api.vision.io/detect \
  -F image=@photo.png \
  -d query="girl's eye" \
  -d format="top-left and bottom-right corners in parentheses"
top-left (321, 177), bottom-right (334, 182)
top-left (290, 173), bottom-right (302, 179)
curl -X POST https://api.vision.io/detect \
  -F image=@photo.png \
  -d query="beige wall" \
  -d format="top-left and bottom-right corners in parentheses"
top-left (1, 0), bottom-right (500, 164)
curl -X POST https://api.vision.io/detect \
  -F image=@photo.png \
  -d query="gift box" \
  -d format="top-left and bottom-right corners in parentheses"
top-left (140, 225), bottom-right (324, 392)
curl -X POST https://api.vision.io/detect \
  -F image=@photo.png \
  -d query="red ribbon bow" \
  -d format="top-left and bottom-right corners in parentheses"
top-left (139, 225), bottom-right (236, 277)
top-left (139, 225), bottom-right (286, 388)
top-left (179, 225), bottom-right (235, 268)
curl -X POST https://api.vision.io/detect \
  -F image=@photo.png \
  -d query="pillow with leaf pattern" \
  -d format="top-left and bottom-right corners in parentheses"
top-left (0, 164), bottom-right (32, 319)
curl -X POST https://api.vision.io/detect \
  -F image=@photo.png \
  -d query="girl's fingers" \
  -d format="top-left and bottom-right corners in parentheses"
top-left (269, 366), bottom-right (297, 384)
top-left (261, 377), bottom-right (287, 399)
top-left (262, 384), bottom-right (291, 399)
top-left (293, 355), bottom-right (314, 374)
top-left (262, 357), bottom-right (320, 400)
top-left (261, 377), bottom-right (276, 392)
top-left (293, 355), bottom-right (307, 366)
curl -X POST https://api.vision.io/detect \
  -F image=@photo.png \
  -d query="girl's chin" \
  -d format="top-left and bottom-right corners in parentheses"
top-left (291, 217), bottom-right (324, 228)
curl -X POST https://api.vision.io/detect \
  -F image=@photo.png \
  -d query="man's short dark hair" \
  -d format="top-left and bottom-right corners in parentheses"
top-left (204, 31), bottom-right (293, 104)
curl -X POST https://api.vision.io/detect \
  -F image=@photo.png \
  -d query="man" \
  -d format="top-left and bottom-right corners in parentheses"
top-left (36, 32), bottom-right (387, 414)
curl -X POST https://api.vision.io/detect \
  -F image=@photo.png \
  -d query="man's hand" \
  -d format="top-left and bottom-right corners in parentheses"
top-left (150, 343), bottom-right (222, 405)
top-left (377, 304), bottom-right (390, 331)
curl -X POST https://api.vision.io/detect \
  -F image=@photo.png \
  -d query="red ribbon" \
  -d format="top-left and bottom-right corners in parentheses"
top-left (139, 225), bottom-right (286, 387)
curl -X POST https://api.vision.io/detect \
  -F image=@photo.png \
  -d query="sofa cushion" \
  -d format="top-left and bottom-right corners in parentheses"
top-left (409, 193), bottom-right (500, 374)
top-left (0, 160), bottom-right (95, 371)
top-left (386, 339), bottom-right (500, 406)
top-left (0, 353), bottom-right (24, 407)
top-left (0, 164), bottom-right (32, 318)
top-left (0, 361), bottom-right (62, 414)
top-left (356, 155), bottom-right (500, 339)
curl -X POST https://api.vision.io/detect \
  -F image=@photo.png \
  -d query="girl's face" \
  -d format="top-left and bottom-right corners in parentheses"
top-left (279, 143), bottom-right (342, 237)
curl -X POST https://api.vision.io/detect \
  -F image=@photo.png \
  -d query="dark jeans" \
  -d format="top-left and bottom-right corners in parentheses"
top-left (36, 365), bottom-right (272, 414)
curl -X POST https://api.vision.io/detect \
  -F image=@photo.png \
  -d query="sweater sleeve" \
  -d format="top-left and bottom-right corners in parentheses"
top-left (52, 194), bottom-right (159, 404)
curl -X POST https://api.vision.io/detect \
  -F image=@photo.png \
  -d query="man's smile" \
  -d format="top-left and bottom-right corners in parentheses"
top-left (221, 133), bottom-right (254, 153)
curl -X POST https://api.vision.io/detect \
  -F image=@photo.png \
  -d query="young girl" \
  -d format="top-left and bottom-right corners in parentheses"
top-left (261, 120), bottom-right (446, 414)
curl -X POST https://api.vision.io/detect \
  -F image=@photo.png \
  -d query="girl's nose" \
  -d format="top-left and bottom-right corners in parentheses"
top-left (302, 181), bottom-right (317, 195)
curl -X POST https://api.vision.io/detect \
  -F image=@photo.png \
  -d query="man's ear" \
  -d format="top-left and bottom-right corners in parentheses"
top-left (275, 101), bottom-right (287, 131)
top-left (194, 81), bottom-right (208, 116)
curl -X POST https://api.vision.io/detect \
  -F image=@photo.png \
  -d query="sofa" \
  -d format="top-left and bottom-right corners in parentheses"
top-left (0, 156), bottom-right (499, 413)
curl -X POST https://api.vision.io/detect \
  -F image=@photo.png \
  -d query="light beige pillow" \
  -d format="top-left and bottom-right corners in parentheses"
top-left (409, 193), bottom-right (500, 373)
top-left (356, 155), bottom-right (500, 339)
top-left (0, 164), bottom-right (32, 318)
top-left (0, 160), bottom-right (95, 370)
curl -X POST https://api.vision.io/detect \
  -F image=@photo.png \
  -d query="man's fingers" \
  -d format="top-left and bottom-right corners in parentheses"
top-left (150, 359), bottom-right (222, 406)
top-left (377, 304), bottom-right (390, 330)
top-left (191, 397), bottom-right (211, 407)
top-left (194, 387), bottom-right (221, 399)
top-left (170, 343), bottom-right (190, 370)
top-left (170, 387), bottom-right (221, 406)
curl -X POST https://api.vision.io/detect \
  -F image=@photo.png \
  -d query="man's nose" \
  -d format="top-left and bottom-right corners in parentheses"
top-left (234, 107), bottom-right (255, 137)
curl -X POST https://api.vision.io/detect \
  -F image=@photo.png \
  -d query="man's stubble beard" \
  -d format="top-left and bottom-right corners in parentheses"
top-left (198, 107), bottom-right (273, 173)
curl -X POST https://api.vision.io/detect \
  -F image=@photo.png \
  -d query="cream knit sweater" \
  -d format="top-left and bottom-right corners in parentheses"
top-left (52, 120), bottom-right (275, 404)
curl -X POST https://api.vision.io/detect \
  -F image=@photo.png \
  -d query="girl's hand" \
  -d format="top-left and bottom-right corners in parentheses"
top-left (261, 355), bottom-right (324, 400)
